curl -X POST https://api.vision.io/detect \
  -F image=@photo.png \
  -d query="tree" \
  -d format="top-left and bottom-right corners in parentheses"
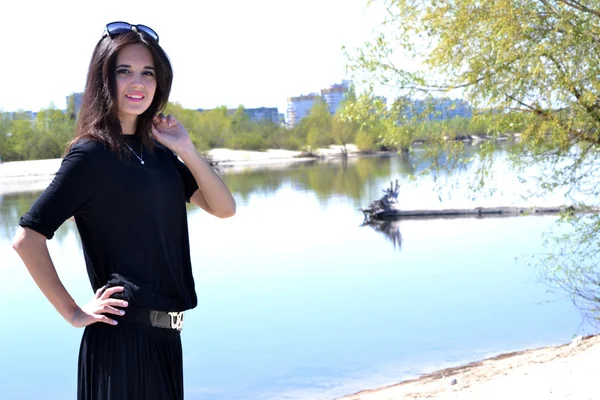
top-left (66, 94), bottom-right (78, 120)
top-left (338, 89), bottom-right (389, 152)
top-left (349, 0), bottom-right (600, 164)
top-left (8, 119), bottom-right (37, 160)
top-left (0, 113), bottom-right (12, 161)
top-left (36, 105), bottom-right (76, 151)
top-left (348, 0), bottom-right (600, 319)
top-left (230, 105), bottom-right (252, 134)
top-left (297, 99), bottom-right (333, 152)
top-left (333, 87), bottom-right (359, 154)
top-left (332, 115), bottom-right (356, 155)
top-left (165, 102), bottom-right (211, 150)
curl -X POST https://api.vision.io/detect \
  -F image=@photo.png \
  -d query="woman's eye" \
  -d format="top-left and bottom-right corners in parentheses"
top-left (143, 71), bottom-right (155, 77)
top-left (116, 69), bottom-right (130, 74)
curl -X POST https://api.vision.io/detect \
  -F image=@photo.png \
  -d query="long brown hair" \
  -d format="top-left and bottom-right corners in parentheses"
top-left (67, 30), bottom-right (173, 157)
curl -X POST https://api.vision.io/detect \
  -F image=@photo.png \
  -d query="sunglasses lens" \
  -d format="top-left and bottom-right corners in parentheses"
top-left (104, 22), bottom-right (159, 43)
top-left (136, 25), bottom-right (159, 42)
top-left (106, 22), bottom-right (132, 35)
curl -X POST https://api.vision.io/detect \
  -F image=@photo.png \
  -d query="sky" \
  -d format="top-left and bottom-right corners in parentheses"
top-left (0, 0), bottom-right (387, 115)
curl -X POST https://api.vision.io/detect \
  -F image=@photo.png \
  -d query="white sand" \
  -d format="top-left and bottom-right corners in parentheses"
top-left (338, 335), bottom-right (600, 400)
top-left (0, 158), bottom-right (63, 194)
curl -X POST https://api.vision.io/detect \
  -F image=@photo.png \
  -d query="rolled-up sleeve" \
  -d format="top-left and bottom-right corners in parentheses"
top-left (19, 143), bottom-right (95, 239)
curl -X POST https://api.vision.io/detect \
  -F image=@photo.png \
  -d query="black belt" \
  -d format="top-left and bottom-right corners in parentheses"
top-left (116, 307), bottom-right (185, 331)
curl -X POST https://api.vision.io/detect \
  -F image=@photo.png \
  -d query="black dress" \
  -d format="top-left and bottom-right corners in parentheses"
top-left (20, 135), bottom-right (199, 400)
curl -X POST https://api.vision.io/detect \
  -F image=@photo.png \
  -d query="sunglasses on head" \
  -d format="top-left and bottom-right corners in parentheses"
top-left (103, 21), bottom-right (159, 43)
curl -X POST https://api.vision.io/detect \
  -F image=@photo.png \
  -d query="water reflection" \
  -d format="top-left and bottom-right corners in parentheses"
top-left (1, 156), bottom-right (408, 241)
top-left (218, 154), bottom-right (411, 205)
top-left (0, 191), bottom-right (81, 245)
top-left (0, 145), bottom-right (518, 247)
top-left (362, 219), bottom-right (403, 250)
top-left (362, 212), bottom-right (571, 251)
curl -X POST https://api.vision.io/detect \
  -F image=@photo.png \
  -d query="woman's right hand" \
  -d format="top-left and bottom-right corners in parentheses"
top-left (71, 286), bottom-right (129, 328)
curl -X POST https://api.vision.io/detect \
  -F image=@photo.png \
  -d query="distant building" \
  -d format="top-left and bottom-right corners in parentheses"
top-left (286, 80), bottom-right (354, 128)
top-left (320, 80), bottom-right (352, 115)
top-left (197, 106), bottom-right (281, 123)
top-left (286, 93), bottom-right (321, 128)
top-left (3, 92), bottom-right (85, 122)
top-left (66, 92), bottom-right (84, 116)
top-left (244, 107), bottom-right (280, 123)
top-left (4, 110), bottom-right (37, 120)
top-left (406, 98), bottom-right (472, 120)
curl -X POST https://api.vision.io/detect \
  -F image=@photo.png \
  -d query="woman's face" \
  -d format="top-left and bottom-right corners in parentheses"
top-left (114, 43), bottom-right (157, 123)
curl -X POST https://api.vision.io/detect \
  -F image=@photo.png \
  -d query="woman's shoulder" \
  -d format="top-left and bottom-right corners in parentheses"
top-left (68, 138), bottom-right (106, 153)
top-left (67, 138), bottom-right (116, 158)
top-left (62, 138), bottom-right (114, 170)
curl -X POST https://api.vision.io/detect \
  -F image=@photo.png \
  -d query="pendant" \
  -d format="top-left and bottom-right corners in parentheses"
top-left (141, 161), bottom-right (145, 165)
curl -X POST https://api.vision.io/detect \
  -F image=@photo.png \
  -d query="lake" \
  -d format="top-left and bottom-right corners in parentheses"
top-left (0, 149), bottom-right (596, 400)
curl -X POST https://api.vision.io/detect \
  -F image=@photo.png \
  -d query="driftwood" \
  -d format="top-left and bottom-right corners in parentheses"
top-left (361, 181), bottom-right (596, 222)
top-left (369, 205), bottom-right (576, 221)
top-left (361, 180), bottom-right (401, 222)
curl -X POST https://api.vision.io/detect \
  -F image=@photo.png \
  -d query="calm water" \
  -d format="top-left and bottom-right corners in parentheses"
top-left (0, 151), bottom-right (596, 400)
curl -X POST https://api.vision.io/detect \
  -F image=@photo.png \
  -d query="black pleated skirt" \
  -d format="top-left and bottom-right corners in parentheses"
top-left (77, 319), bottom-right (183, 400)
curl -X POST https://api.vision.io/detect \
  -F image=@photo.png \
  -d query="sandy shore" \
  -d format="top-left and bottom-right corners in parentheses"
top-left (0, 145), bottom-right (358, 195)
top-left (338, 334), bottom-right (600, 400)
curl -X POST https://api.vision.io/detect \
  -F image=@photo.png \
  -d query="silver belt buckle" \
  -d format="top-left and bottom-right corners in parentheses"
top-left (168, 311), bottom-right (184, 331)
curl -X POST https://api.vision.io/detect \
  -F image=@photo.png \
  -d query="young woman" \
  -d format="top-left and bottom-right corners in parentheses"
top-left (12, 22), bottom-right (236, 399)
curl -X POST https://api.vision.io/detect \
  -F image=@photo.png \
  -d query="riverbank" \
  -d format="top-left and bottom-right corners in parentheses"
top-left (338, 334), bottom-right (600, 400)
top-left (0, 145), bottom-right (362, 195)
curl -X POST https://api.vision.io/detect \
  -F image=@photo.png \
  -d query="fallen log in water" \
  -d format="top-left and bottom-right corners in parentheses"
top-left (370, 205), bottom-right (572, 221)
top-left (361, 181), bottom-right (597, 222)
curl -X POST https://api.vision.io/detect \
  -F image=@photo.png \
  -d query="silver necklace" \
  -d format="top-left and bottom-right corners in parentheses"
top-left (123, 142), bottom-right (144, 165)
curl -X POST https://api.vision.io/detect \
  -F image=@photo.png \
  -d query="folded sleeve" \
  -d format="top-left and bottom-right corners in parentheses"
top-left (19, 143), bottom-right (96, 239)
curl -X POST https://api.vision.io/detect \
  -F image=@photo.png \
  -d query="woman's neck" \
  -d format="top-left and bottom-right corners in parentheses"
top-left (119, 115), bottom-right (137, 136)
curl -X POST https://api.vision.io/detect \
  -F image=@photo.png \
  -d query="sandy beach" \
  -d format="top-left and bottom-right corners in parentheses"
top-left (338, 334), bottom-right (600, 400)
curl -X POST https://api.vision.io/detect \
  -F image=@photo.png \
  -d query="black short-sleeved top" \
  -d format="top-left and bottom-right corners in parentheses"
top-left (19, 135), bottom-right (199, 312)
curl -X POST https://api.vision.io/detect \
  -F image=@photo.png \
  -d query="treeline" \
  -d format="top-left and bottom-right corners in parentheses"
top-left (0, 98), bottom-right (366, 162)
top-left (0, 94), bottom-right (524, 162)
top-left (0, 109), bottom-right (76, 162)
top-left (163, 99), bottom-right (364, 154)
top-left (407, 112), bottom-right (531, 141)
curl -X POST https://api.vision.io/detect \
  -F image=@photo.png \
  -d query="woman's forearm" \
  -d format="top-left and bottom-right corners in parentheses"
top-left (12, 227), bottom-right (78, 323)
top-left (176, 146), bottom-right (236, 218)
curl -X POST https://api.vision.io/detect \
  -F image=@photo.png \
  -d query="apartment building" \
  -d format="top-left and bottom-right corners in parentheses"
top-left (286, 80), bottom-right (353, 128)
top-left (286, 93), bottom-right (322, 128)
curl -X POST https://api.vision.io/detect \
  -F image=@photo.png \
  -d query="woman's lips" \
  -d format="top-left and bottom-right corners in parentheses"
top-left (126, 94), bottom-right (144, 103)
